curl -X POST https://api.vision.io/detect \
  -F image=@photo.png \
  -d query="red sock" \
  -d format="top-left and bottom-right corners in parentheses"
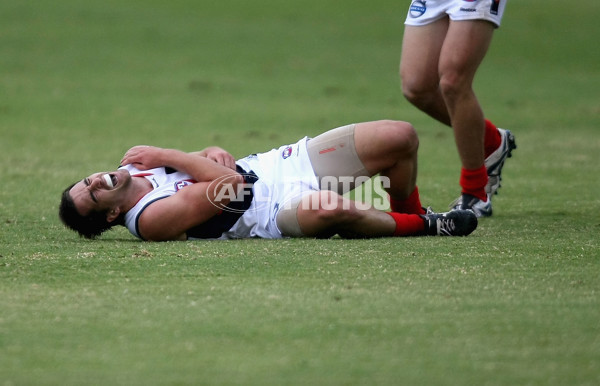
top-left (460, 166), bottom-right (488, 202)
top-left (484, 119), bottom-right (502, 158)
top-left (389, 187), bottom-right (426, 215)
top-left (386, 212), bottom-right (425, 236)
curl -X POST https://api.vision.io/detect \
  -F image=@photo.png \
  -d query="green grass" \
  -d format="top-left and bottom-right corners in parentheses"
top-left (1, 0), bottom-right (599, 385)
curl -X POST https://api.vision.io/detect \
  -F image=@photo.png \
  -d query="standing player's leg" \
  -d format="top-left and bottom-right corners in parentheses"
top-left (401, 16), bottom-right (516, 217)
top-left (438, 20), bottom-right (495, 215)
top-left (400, 19), bottom-right (451, 126)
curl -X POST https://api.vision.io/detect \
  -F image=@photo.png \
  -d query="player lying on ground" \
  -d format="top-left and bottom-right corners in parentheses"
top-left (59, 120), bottom-right (477, 241)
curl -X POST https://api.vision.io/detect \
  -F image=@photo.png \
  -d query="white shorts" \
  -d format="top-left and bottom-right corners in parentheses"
top-left (405, 0), bottom-right (506, 28)
top-left (222, 136), bottom-right (319, 239)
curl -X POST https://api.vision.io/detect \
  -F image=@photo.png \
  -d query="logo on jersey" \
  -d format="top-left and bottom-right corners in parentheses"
top-left (174, 180), bottom-right (194, 191)
top-left (409, 1), bottom-right (427, 18)
top-left (490, 0), bottom-right (500, 15)
top-left (282, 146), bottom-right (293, 159)
top-left (460, 0), bottom-right (478, 13)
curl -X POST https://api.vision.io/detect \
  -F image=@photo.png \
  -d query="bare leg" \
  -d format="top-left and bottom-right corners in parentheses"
top-left (401, 19), bottom-right (495, 170)
top-left (438, 20), bottom-right (494, 170)
top-left (352, 120), bottom-right (419, 200)
top-left (293, 189), bottom-right (477, 238)
top-left (298, 121), bottom-right (424, 238)
top-left (400, 20), bottom-right (451, 126)
top-left (401, 18), bottom-right (497, 206)
top-left (280, 120), bottom-right (424, 238)
top-left (295, 191), bottom-right (397, 238)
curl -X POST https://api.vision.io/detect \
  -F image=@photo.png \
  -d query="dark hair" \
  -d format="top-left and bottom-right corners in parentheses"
top-left (58, 183), bottom-right (123, 239)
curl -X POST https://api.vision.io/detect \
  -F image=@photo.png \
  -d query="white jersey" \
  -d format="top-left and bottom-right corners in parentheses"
top-left (123, 136), bottom-right (319, 240)
top-left (405, 0), bottom-right (506, 27)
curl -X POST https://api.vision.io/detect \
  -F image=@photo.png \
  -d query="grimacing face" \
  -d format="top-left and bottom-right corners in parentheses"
top-left (69, 169), bottom-right (132, 216)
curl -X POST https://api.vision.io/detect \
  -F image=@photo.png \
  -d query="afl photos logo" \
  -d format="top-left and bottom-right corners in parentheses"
top-left (409, 0), bottom-right (427, 18)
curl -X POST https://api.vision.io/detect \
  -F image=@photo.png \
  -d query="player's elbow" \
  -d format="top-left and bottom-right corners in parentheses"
top-left (230, 172), bottom-right (245, 191)
top-left (208, 172), bottom-right (245, 208)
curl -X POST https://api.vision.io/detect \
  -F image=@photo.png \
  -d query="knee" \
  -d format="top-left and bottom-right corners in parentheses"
top-left (401, 78), bottom-right (439, 107)
top-left (375, 120), bottom-right (419, 155)
top-left (438, 70), bottom-right (470, 101)
top-left (311, 192), bottom-right (361, 225)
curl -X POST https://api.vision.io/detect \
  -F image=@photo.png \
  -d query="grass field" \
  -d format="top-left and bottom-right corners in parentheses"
top-left (1, 0), bottom-right (599, 384)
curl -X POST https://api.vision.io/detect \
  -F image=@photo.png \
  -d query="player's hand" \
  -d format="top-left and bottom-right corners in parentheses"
top-left (193, 147), bottom-right (237, 170)
top-left (120, 145), bottom-right (165, 170)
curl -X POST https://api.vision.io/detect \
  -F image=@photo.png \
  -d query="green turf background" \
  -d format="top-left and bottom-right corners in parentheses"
top-left (1, 0), bottom-right (599, 384)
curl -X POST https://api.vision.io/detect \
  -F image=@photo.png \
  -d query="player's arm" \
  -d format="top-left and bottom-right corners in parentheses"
top-left (136, 176), bottom-right (242, 241)
top-left (121, 146), bottom-right (238, 182)
top-left (191, 146), bottom-right (237, 170)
